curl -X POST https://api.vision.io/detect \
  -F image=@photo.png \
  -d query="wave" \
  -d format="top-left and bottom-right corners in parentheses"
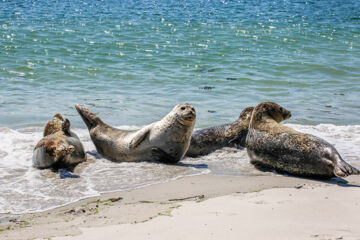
top-left (0, 124), bottom-right (359, 214)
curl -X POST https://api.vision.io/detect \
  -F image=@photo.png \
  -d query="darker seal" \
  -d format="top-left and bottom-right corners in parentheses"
top-left (186, 107), bottom-right (254, 157)
top-left (245, 101), bottom-right (360, 179)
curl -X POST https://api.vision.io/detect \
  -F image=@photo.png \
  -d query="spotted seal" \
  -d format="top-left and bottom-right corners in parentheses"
top-left (75, 103), bottom-right (196, 164)
top-left (245, 101), bottom-right (360, 179)
top-left (186, 107), bottom-right (254, 157)
top-left (32, 114), bottom-right (86, 169)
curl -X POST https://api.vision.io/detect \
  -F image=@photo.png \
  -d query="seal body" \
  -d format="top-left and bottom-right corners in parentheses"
top-left (76, 103), bottom-right (196, 164)
top-left (33, 114), bottom-right (86, 169)
top-left (186, 107), bottom-right (254, 157)
top-left (246, 101), bottom-right (360, 179)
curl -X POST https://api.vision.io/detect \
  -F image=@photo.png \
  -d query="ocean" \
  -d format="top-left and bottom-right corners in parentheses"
top-left (0, 0), bottom-right (359, 214)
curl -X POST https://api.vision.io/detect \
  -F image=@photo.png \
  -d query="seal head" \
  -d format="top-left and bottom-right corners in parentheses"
top-left (175, 104), bottom-right (196, 125)
top-left (250, 101), bottom-right (291, 126)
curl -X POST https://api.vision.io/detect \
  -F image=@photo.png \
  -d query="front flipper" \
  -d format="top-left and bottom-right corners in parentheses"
top-left (151, 147), bottom-right (179, 164)
top-left (62, 119), bottom-right (71, 136)
top-left (228, 130), bottom-right (248, 147)
top-left (52, 143), bottom-right (75, 160)
top-left (128, 128), bottom-right (150, 149)
top-left (33, 139), bottom-right (75, 169)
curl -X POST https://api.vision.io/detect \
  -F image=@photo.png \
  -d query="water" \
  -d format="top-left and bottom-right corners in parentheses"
top-left (0, 124), bottom-right (359, 214)
top-left (0, 0), bottom-right (359, 213)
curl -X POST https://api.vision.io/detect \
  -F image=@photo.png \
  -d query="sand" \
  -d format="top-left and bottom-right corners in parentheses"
top-left (1, 174), bottom-right (360, 240)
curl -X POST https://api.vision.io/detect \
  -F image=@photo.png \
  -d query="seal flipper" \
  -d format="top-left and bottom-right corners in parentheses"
top-left (75, 104), bottom-right (105, 130)
top-left (53, 143), bottom-right (75, 159)
top-left (228, 130), bottom-right (248, 147)
top-left (62, 119), bottom-right (71, 136)
top-left (128, 128), bottom-right (150, 149)
top-left (151, 147), bottom-right (179, 164)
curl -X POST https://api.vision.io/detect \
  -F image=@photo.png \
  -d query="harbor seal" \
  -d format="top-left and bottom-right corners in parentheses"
top-left (245, 101), bottom-right (360, 179)
top-left (75, 103), bottom-right (196, 164)
top-left (186, 107), bottom-right (254, 157)
top-left (33, 114), bottom-right (86, 169)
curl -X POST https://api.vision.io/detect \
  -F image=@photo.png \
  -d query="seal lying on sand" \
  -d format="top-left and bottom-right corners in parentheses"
top-left (245, 101), bottom-right (360, 179)
top-left (33, 114), bottom-right (86, 169)
top-left (75, 104), bottom-right (196, 164)
top-left (186, 107), bottom-right (254, 157)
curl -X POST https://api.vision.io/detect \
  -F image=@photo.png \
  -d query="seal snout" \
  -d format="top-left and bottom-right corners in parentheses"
top-left (183, 111), bottom-right (196, 121)
top-left (184, 113), bottom-right (195, 121)
top-left (183, 108), bottom-right (196, 121)
top-left (284, 110), bottom-right (291, 120)
top-left (177, 104), bottom-right (196, 122)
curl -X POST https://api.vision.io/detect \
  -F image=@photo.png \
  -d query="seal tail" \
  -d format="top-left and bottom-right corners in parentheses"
top-left (334, 160), bottom-right (360, 178)
top-left (75, 104), bottom-right (104, 130)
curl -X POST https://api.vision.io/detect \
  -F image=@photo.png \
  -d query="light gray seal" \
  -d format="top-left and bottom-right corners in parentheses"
top-left (245, 101), bottom-right (360, 179)
top-left (32, 114), bottom-right (86, 169)
top-left (186, 107), bottom-right (254, 157)
top-left (75, 103), bottom-right (196, 164)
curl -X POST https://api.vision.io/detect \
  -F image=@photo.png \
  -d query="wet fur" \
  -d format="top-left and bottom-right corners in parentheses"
top-left (33, 114), bottom-right (86, 169)
top-left (186, 107), bottom-right (254, 157)
top-left (246, 101), bottom-right (360, 179)
top-left (76, 104), bottom-right (196, 164)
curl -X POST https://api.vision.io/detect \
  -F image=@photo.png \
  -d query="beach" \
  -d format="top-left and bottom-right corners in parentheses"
top-left (1, 0), bottom-right (360, 239)
top-left (1, 174), bottom-right (359, 240)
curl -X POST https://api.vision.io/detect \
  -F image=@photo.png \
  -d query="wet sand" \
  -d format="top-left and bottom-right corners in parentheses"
top-left (1, 174), bottom-right (360, 240)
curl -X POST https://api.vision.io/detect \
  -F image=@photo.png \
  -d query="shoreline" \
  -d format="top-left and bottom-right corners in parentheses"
top-left (1, 173), bottom-right (360, 240)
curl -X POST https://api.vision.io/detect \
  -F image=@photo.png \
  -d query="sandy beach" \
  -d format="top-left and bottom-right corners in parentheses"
top-left (1, 1), bottom-right (360, 239)
top-left (1, 173), bottom-right (359, 240)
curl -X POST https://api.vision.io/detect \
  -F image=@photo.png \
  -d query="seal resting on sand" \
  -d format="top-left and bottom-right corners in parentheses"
top-left (75, 103), bottom-right (196, 164)
top-left (245, 101), bottom-right (360, 179)
top-left (186, 107), bottom-right (254, 157)
top-left (33, 114), bottom-right (86, 169)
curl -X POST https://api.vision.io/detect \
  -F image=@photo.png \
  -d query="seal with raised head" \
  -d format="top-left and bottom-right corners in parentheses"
top-left (75, 103), bottom-right (196, 164)
top-left (33, 114), bottom-right (86, 169)
top-left (245, 101), bottom-right (360, 179)
top-left (186, 107), bottom-right (254, 157)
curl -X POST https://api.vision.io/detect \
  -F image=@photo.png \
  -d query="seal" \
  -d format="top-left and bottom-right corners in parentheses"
top-left (245, 101), bottom-right (360, 179)
top-left (75, 103), bottom-right (196, 164)
top-left (186, 107), bottom-right (254, 157)
top-left (33, 114), bottom-right (86, 169)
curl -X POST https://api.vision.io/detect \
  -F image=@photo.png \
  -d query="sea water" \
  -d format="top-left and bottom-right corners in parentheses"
top-left (0, 0), bottom-right (359, 213)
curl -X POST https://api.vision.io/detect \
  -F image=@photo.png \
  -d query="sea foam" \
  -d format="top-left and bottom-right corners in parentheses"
top-left (0, 124), bottom-right (359, 214)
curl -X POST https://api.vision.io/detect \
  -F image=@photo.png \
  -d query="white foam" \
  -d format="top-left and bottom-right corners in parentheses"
top-left (286, 124), bottom-right (360, 164)
top-left (0, 124), bottom-right (359, 214)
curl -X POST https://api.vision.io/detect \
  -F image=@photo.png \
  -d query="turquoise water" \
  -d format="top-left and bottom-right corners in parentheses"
top-left (0, 0), bottom-right (360, 214)
top-left (1, 0), bottom-right (359, 128)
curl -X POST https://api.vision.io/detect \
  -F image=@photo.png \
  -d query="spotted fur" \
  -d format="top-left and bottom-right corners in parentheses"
top-left (246, 101), bottom-right (359, 179)
top-left (186, 107), bottom-right (254, 157)
top-left (33, 114), bottom-right (86, 169)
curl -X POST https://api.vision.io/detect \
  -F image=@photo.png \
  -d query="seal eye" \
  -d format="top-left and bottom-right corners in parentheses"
top-left (180, 107), bottom-right (186, 110)
top-left (280, 107), bottom-right (283, 112)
